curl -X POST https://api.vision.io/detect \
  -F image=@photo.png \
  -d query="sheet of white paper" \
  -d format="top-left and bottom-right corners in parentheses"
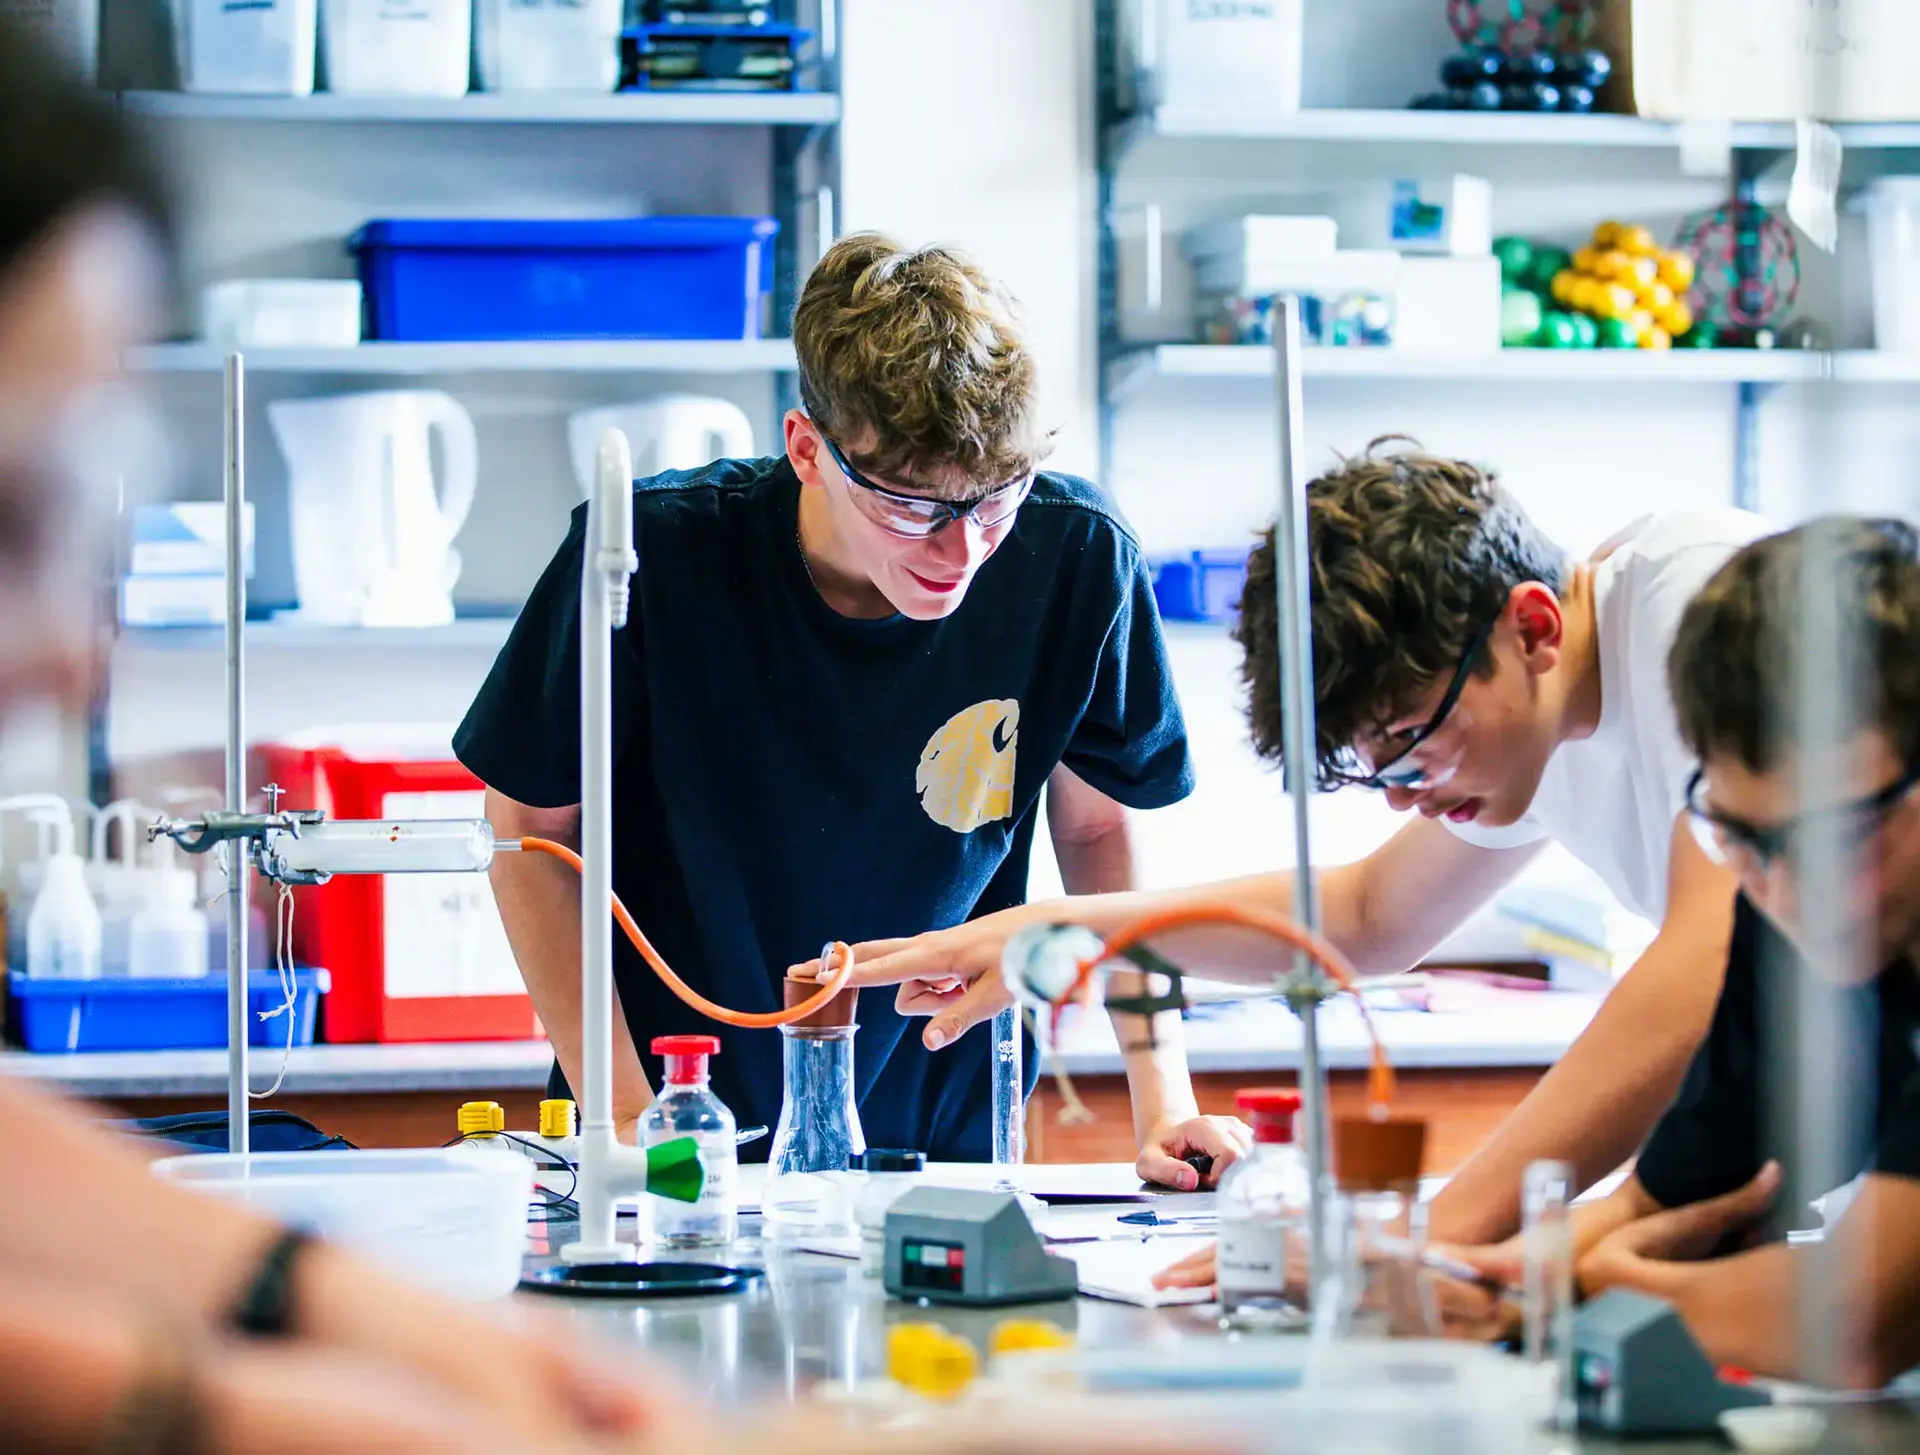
top-left (1037, 1204), bottom-right (1217, 1244)
top-left (737, 1161), bottom-right (1155, 1213)
top-left (1061, 1234), bottom-right (1216, 1308)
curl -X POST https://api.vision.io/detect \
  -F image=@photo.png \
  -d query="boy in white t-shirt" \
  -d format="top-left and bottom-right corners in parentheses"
top-left (845, 437), bottom-right (1773, 1245)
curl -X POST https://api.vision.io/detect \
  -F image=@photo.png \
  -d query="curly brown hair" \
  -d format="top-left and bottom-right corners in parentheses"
top-left (1234, 437), bottom-right (1569, 788)
top-left (791, 232), bottom-right (1052, 497)
top-left (1669, 517), bottom-right (1920, 774)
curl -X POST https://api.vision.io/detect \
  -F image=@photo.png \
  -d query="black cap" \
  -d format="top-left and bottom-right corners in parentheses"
top-left (853, 1149), bottom-right (925, 1173)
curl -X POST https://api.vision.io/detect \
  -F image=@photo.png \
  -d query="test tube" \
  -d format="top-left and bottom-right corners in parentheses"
top-left (1522, 1159), bottom-right (1576, 1431)
top-left (266, 818), bottom-right (497, 876)
top-left (991, 1005), bottom-right (1024, 1173)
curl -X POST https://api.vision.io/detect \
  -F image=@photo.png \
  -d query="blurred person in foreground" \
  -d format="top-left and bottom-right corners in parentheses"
top-left (0, 24), bottom-right (1229, 1455)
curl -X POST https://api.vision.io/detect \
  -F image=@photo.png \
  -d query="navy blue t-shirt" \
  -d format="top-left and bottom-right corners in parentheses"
top-left (454, 455), bottom-right (1193, 1159)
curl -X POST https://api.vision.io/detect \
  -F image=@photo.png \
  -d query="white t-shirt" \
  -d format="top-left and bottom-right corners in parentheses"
top-left (1442, 510), bottom-right (1775, 924)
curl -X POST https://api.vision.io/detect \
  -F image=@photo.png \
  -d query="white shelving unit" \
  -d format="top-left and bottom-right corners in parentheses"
top-left (121, 90), bottom-right (841, 127)
top-left (1093, 0), bottom-right (1920, 503)
top-left (1110, 106), bottom-right (1920, 157)
top-left (128, 340), bottom-right (800, 376)
top-left (117, 620), bottom-right (516, 652)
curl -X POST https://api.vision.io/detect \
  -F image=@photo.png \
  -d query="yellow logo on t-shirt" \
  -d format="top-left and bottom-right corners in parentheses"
top-left (916, 699), bottom-right (1020, 833)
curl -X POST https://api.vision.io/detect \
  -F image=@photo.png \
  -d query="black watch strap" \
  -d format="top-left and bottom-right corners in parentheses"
top-left (231, 1227), bottom-right (313, 1338)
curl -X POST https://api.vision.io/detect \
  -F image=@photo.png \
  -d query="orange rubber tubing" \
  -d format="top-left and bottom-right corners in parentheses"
top-left (1086, 902), bottom-right (1397, 1110)
top-left (515, 837), bottom-right (854, 1029)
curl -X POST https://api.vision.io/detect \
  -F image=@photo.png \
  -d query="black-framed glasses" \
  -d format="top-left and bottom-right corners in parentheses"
top-left (819, 432), bottom-right (1032, 540)
top-left (1684, 759), bottom-right (1920, 872)
top-left (1331, 617), bottom-right (1499, 791)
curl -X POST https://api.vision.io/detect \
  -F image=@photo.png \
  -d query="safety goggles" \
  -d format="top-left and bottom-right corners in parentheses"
top-left (1684, 759), bottom-right (1920, 873)
top-left (820, 432), bottom-right (1031, 540)
top-left (1330, 617), bottom-right (1498, 791)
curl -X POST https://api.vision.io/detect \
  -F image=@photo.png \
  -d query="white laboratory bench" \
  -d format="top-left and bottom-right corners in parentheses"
top-left (0, 991), bottom-right (1599, 1166)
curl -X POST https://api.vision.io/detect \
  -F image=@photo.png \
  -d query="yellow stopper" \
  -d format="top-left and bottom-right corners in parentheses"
top-left (539, 1099), bottom-right (577, 1139)
top-left (887, 1323), bottom-right (978, 1400)
top-left (457, 1100), bottom-right (506, 1136)
top-left (988, 1319), bottom-right (1075, 1357)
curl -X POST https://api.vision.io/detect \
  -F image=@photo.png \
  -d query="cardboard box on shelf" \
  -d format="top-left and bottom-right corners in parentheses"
top-left (1594, 0), bottom-right (1920, 123)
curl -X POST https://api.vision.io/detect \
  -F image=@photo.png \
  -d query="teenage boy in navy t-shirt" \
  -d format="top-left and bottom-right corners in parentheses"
top-left (456, 233), bottom-right (1245, 1179)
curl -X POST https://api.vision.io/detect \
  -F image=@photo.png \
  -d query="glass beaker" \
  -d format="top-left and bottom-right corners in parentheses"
top-left (770, 1022), bottom-right (866, 1176)
top-left (1312, 1115), bottom-right (1439, 1344)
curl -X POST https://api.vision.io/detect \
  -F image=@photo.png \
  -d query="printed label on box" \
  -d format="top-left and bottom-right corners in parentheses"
top-left (379, 789), bottom-right (522, 998)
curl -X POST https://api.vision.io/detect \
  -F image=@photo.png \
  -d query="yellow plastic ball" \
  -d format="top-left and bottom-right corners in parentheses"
top-left (1596, 282), bottom-right (1638, 319)
top-left (1659, 251), bottom-right (1698, 290)
top-left (1550, 269), bottom-right (1577, 305)
top-left (1640, 325), bottom-right (1674, 350)
top-left (1660, 299), bottom-right (1696, 337)
top-left (1622, 255), bottom-right (1660, 290)
top-left (1572, 245), bottom-right (1601, 276)
top-left (1593, 221), bottom-right (1622, 249)
top-left (1630, 308), bottom-right (1658, 337)
top-left (1618, 223), bottom-right (1659, 257)
top-left (1638, 280), bottom-right (1676, 312)
top-left (1592, 249), bottom-right (1628, 280)
top-left (1567, 277), bottom-right (1599, 313)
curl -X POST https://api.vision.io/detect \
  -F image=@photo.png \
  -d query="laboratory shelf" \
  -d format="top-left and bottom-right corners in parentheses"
top-left (127, 339), bottom-right (800, 376)
top-left (119, 90), bottom-right (841, 127)
top-left (1105, 343), bottom-right (1841, 400)
top-left (1107, 107), bottom-right (1920, 159)
top-left (115, 620), bottom-right (516, 652)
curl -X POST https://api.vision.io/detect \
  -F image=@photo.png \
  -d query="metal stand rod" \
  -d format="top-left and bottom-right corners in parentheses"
top-left (222, 352), bottom-right (248, 1154)
top-left (1271, 298), bottom-right (1330, 1293)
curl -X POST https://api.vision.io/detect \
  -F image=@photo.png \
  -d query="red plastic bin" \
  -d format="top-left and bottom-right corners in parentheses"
top-left (252, 730), bottom-right (538, 1044)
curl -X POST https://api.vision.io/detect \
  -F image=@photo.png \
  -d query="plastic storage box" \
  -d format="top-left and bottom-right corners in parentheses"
top-left (351, 217), bottom-right (780, 342)
top-left (174, 0), bottom-right (317, 95)
top-left (1865, 179), bottom-right (1920, 354)
top-left (154, 1149), bottom-right (532, 1300)
top-left (319, 0), bottom-right (469, 96)
top-left (476, 0), bottom-right (622, 92)
top-left (6, 969), bottom-right (328, 1053)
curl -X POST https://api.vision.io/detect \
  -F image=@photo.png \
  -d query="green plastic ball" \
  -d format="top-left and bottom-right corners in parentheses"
top-left (1501, 288), bottom-right (1545, 346)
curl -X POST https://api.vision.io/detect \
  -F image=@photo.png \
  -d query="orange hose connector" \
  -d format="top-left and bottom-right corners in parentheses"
top-left (1081, 902), bottom-right (1396, 1112)
top-left (514, 836), bottom-right (854, 1029)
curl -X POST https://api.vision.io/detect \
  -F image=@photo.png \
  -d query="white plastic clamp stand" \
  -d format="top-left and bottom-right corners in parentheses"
top-left (563, 427), bottom-right (651, 1265)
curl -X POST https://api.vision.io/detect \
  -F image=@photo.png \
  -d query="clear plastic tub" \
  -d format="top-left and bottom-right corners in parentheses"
top-left (319, 0), bottom-right (469, 97)
top-left (154, 1149), bottom-right (531, 1300)
top-left (474, 0), bottom-right (622, 93)
top-left (174, 0), bottom-right (317, 96)
top-left (1865, 178), bottom-right (1920, 355)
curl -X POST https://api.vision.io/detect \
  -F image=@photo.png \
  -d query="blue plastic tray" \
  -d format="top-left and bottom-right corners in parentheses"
top-left (6, 969), bottom-right (330, 1054)
top-left (1152, 549), bottom-right (1249, 623)
top-left (351, 216), bottom-right (781, 342)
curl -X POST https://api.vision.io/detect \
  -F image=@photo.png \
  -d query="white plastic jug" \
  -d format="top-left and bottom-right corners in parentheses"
top-left (268, 391), bottom-right (477, 628)
top-left (567, 395), bottom-right (755, 495)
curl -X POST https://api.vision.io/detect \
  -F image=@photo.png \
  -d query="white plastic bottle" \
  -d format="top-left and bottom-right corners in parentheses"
top-left (90, 799), bottom-right (149, 976)
top-left (853, 1149), bottom-right (927, 1276)
top-left (639, 1035), bottom-right (737, 1250)
top-left (1216, 1087), bottom-right (1312, 1330)
top-left (24, 804), bottom-right (102, 981)
top-left (127, 844), bottom-right (211, 979)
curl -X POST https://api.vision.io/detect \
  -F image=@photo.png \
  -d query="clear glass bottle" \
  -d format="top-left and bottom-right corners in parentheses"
top-left (853, 1148), bottom-right (926, 1275)
top-left (1217, 1087), bottom-right (1312, 1330)
top-left (639, 1034), bottom-right (738, 1250)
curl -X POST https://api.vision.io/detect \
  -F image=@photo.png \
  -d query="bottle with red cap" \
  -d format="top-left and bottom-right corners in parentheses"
top-left (1216, 1087), bottom-right (1311, 1330)
top-left (640, 1035), bottom-right (738, 1249)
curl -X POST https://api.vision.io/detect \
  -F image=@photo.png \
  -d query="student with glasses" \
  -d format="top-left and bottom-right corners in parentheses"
top-left (849, 437), bottom-right (1774, 1249)
top-left (1440, 518), bottom-right (1920, 1387)
top-left (460, 233), bottom-right (1245, 1183)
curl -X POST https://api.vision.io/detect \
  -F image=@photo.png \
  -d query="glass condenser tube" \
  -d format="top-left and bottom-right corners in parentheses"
top-left (268, 819), bottom-right (497, 876)
top-left (992, 1005), bottom-right (1024, 1169)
